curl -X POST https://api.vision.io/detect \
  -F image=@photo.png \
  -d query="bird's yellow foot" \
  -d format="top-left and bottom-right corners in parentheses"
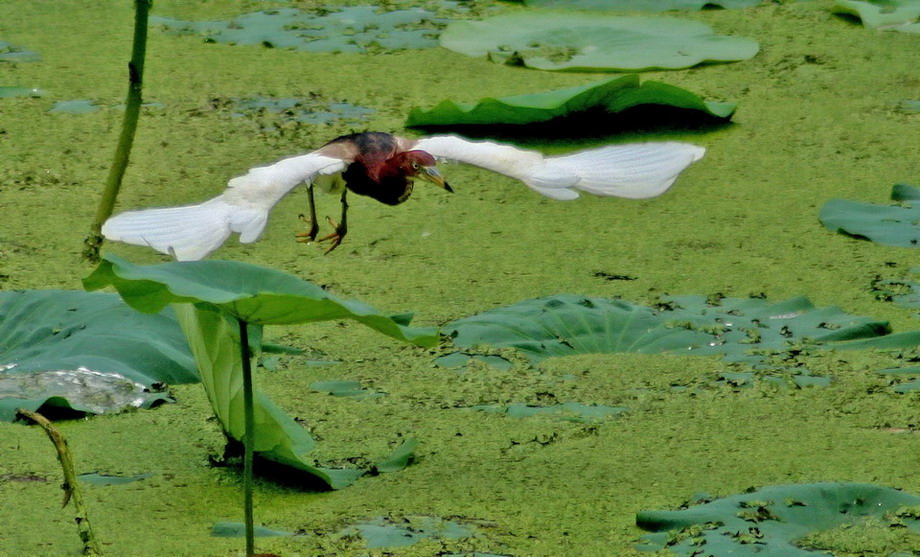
top-left (295, 213), bottom-right (320, 243)
top-left (318, 217), bottom-right (346, 254)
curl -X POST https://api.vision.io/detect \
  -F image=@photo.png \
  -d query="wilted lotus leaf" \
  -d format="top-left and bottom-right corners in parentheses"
top-left (439, 13), bottom-right (759, 71)
top-left (637, 483), bottom-right (920, 555)
top-left (820, 184), bottom-right (920, 247)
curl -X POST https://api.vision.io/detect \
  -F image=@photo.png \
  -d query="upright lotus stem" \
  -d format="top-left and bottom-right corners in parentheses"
top-left (16, 408), bottom-right (102, 557)
top-left (83, 0), bottom-right (151, 263)
top-left (237, 318), bottom-right (256, 556)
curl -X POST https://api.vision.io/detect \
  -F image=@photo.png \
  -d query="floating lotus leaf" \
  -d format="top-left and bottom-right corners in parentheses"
top-left (0, 86), bottom-right (43, 98)
top-left (0, 41), bottom-right (40, 62)
top-left (636, 483), bottom-right (920, 555)
top-left (406, 75), bottom-right (735, 128)
top-left (521, 0), bottom-right (763, 10)
top-left (472, 402), bottom-right (629, 421)
top-left (152, 5), bottom-right (458, 53)
top-left (833, 0), bottom-right (920, 33)
top-left (439, 13), bottom-right (759, 71)
top-left (0, 290), bottom-right (197, 422)
top-left (820, 184), bottom-right (920, 247)
top-left (445, 294), bottom-right (897, 365)
top-left (84, 254), bottom-right (436, 489)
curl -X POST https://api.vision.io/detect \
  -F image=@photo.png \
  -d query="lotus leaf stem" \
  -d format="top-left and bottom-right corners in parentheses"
top-left (83, 0), bottom-right (151, 263)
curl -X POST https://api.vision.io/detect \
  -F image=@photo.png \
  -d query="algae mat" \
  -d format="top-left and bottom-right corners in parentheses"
top-left (1, 1), bottom-right (918, 555)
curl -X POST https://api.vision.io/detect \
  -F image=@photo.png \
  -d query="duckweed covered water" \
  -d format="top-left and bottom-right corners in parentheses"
top-left (0, 0), bottom-right (918, 555)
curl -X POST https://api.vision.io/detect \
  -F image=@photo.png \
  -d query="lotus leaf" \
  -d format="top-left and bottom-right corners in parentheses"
top-left (345, 516), bottom-right (476, 548)
top-left (445, 293), bottom-right (894, 364)
top-left (84, 254), bottom-right (436, 488)
top-left (472, 402), bottom-right (629, 421)
top-left (0, 290), bottom-right (197, 422)
top-left (820, 184), bottom-right (920, 247)
top-left (439, 13), bottom-right (759, 71)
top-left (406, 75), bottom-right (735, 128)
top-left (636, 483), bottom-right (920, 555)
top-left (152, 5), bottom-right (458, 53)
top-left (83, 254), bottom-right (438, 344)
top-left (0, 86), bottom-right (43, 98)
top-left (521, 0), bottom-right (763, 10)
top-left (833, 0), bottom-right (920, 33)
top-left (0, 41), bottom-right (39, 62)
top-left (310, 380), bottom-right (384, 398)
top-left (229, 97), bottom-right (374, 126)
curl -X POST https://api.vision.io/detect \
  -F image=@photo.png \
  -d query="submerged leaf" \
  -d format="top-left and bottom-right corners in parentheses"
top-left (636, 483), bottom-right (920, 555)
top-left (153, 5), bottom-right (460, 53)
top-left (0, 290), bottom-right (197, 422)
top-left (819, 184), bottom-right (920, 247)
top-left (439, 13), bottom-right (759, 71)
top-left (406, 75), bottom-right (735, 128)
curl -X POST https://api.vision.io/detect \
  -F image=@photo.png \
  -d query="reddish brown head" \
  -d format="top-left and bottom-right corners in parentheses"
top-left (391, 150), bottom-right (453, 192)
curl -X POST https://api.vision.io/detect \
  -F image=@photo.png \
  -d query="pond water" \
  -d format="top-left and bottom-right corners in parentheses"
top-left (0, 1), bottom-right (918, 555)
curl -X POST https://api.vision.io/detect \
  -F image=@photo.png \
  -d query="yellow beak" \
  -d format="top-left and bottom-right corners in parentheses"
top-left (421, 167), bottom-right (453, 193)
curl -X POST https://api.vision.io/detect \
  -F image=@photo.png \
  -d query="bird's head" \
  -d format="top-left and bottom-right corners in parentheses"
top-left (394, 150), bottom-right (453, 193)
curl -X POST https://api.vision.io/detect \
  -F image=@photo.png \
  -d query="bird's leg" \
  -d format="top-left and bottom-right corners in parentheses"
top-left (318, 189), bottom-right (348, 254)
top-left (295, 184), bottom-right (320, 243)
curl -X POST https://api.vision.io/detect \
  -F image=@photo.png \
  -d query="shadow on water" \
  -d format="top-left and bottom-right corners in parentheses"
top-left (407, 105), bottom-right (734, 148)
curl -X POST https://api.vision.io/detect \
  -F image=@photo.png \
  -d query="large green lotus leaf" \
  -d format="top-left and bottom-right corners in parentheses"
top-left (820, 184), bottom-right (920, 247)
top-left (444, 294), bottom-right (897, 365)
top-left (439, 13), bottom-right (759, 71)
top-left (406, 75), bottom-right (735, 128)
top-left (833, 0), bottom-right (920, 33)
top-left (636, 483), bottom-right (920, 555)
top-left (521, 0), bottom-right (763, 10)
top-left (83, 254), bottom-right (438, 346)
top-left (0, 290), bottom-right (197, 422)
top-left (174, 304), bottom-right (415, 490)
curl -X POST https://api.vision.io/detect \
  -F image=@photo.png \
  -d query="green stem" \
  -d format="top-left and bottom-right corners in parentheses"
top-left (83, 0), bottom-right (152, 263)
top-left (237, 318), bottom-right (256, 557)
top-left (16, 408), bottom-right (102, 556)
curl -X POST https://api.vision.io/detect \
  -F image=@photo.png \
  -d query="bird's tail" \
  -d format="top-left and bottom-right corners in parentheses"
top-left (101, 194), bottom-right (268, 261)
top-left (527, 142), bottom-right (706, 200)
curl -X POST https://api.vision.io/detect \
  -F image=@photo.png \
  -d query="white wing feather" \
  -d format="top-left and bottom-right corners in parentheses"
top-left (102, 153), bottom-right (345, 261)
top-left (413, 135), bottom-right (704, 200)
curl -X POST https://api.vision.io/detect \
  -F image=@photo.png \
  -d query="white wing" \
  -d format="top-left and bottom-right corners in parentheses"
top-left (103, 153), bottom-right (346, 261)
top-left (413, 135), bottom-right (705, 201)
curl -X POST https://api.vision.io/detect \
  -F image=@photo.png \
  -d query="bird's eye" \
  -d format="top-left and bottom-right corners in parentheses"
top-left (411, 161), bottom-right (420, 170)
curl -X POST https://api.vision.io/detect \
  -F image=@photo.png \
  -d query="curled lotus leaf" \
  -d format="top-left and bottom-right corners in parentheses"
top-left (406, 74), bottom-right (735, 128)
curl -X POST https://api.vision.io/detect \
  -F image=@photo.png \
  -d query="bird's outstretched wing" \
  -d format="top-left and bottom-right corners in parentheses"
top-left (102, 153), bottom-right (346, 261)
top-left (412, 135), bottom-right (705, 201)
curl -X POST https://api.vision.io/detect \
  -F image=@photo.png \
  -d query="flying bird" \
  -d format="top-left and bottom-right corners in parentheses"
top-left (102, 132), bottom-right (705, 260)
